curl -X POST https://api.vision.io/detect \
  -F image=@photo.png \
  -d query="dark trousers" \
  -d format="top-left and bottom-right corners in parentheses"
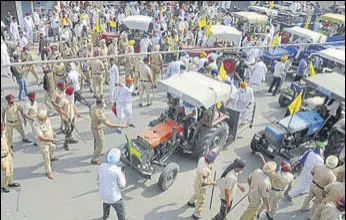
top-left (64, 120), bottom-right (75, 146)
top-left (41, 50), bottom-right (49, 61)
top-left (103, 199), bottom-right (126, 220)
top-left (74, 91), bottom-right (90, 108)
top-left (293, 74), bottom-right (303, 82)
top-left (212, 199), bottom-right (233, 220)
top-left (268, 76), bottom-right (282, 95)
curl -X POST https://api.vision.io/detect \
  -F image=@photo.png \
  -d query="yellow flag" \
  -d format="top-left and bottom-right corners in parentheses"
top-left (218, 61), bottom-right (227, 81)
top-left (309, 61), bottom-right (316, 76)
top-left (269, 1), bottom-right (275, 9)
top-left (110, 20), bottom-right (117, 28)
top-left (271, 32), bottom-right (280, 47)
top-left (126, 135), bottom-right (141, 163)
top-left (206, 22), bottom-right (212, 38)
top-left (288, 91), bottom-right (303, 115)
top-left (304, 16), bottom-right (311, 29)
top-left (95, 18), bottom-right (101, 33)
top-left (198, 16), bottom-right (207, 29)
top-left (160, 8), bottom-right (163, 17)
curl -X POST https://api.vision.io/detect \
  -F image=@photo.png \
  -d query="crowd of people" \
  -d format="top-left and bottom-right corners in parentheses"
top-left (1, 1), bottom-right (345, 220)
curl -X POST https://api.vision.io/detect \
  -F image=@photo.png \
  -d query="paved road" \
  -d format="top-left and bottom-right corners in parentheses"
top-left (1, 45), bottom-right (309, 220)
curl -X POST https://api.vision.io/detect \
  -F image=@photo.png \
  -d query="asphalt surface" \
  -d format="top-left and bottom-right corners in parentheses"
top-left (1, 43), bottom-right (309, 220)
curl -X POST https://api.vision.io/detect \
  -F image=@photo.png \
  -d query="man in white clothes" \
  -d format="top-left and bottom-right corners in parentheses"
top-left (115, 76), bottom-right (135, 134)
top-left (33, 9), bottom-right (40, 31)
top-left (23, 12), bottom-right (34, 43)
top-left (19, 32), bottom-right (28, 50)
top-left (9, 17), bottom-right (19, 41)
top-left (249, 57), bottom-right (268, 92)
top-left (109, 58), bottom-right (119, 104)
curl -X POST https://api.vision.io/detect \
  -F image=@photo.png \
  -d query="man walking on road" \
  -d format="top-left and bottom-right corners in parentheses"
top-left (98, 148), bottom-right (127, 220)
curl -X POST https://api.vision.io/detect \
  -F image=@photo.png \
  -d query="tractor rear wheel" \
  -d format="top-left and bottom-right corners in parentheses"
top-left (278, 94), bottom-right (291, 107)
top-left (192, 122), bottom-right (229, 159)
top-left (324, 130), bottom-right (345, 165)
top-left (158, 163), bottom-right (179, 191)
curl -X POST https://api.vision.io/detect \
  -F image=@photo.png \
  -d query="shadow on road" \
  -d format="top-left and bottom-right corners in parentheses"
top-left (144, 203), bottom-right (192, 220)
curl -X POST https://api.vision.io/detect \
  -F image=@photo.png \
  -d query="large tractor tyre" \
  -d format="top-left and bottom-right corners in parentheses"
top-left (278, 94), bottom-right (291, 107)
top-left (192, 122), bottom-right (229, 159)
top-left (290, 157), bottom-right (303, 178)
top-left (158, 163), bottom-right (179, 191)
top-left (324, 131), bottom-right (345, 165)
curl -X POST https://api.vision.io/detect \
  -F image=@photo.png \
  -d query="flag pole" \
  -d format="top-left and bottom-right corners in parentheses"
top-left (287, 105), bottom-right (296, 130)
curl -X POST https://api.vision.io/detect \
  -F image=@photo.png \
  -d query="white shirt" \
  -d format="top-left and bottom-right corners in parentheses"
top-left (23, 16), bottom-right (33, 30)
top-left (116, 85), bottom-right (134, 104)
top-left (151, 35), bottom-right (161, 46)
top-left (67, 70), bottom-right (81, 91)
top-left (166, 61), bottom-right (181, 78)
top-left (234, 87), bottom-right (254, 111)
top-left (19, 36), bottom-right (28, 49)
top-left (140, 37), bottom-right (152, 53)
top-left (273, 61), bottom-right (286, 78)
top-left (118, 13), bottom-right (125, 24)
top-left (109, 64), bottom-right (119, 88)
top-left (33, 12), bottom-right (40, 25)
top-left (217, 170), bottom-right (238, 200)
top-left (98, 163), bottom-right (126, 204)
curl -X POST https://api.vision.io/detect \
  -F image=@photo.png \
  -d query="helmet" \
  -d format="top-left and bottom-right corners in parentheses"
top-left (143, 56), bottom-right (150, 63)
top-left (57, 81), bottom-right (66, 90)
top-left (205, 151), bottom-right (217, 163)
top-left (280, 161), bottom-right (292, 172)
top-left (65, 87), bottom-right (74, 96)
top-left (38, 110), bottom-right (48, 121)
top-left (336, 197), bottom-right (345, 212)
top-left (326, 155), bottom-right (339, 169)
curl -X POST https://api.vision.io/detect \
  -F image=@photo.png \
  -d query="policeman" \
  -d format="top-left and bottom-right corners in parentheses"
top-left (61, 42), bottom-right (73, 60)
top-left (1, 123), bottom-right (20, 193)
top-left (89, 99), bottom-right (128, 165)
top-left (259, 161), bottom-right (294, 219)
top-left (108, 38), bottom-right (119, 66)
top-left (80, 44), bottom-right (93, 92)
top-left (57, 87), bottom-right (80, 151)
top-left (1, 94), bottom-right (31, 149)
top-left (42, 65), bottom-right (56, 116)
top-left (99, 39), bottom-right (109, 84)
top-left (320, 197), bottom-right (345, 220)
top-left (301, 155), bottom-right (338, 219)
top-left (124, 42), bottom-right (136, 79)
top-left (52, 56), bottom-right (67, 84)
top-left (48, 45), bottom-right (60, 62)
top-left (311, 179), bottom-right (345, 220)
top-left (150, 45), bottom-right (163, 88)
top-left (24, 91), bottom-right (39, 146)
top-left (35, 110), bottom-right (57, 179)
top-left (90, 51), bottom-right (105, 98)
top-left (119, 29), bottom-right (129, 65)
top-left (21, 46), bottom-right (40, 84)
top-left (333, 159), bottom-right (345, 183)
top-left (212, 159), bottom-right (246, 220)
top-left (239, 161), bottom-right (275, 220)
top-left (187, 151), bottom-right (217, 220)
top-left (139, 56), bottom-right (154, 107)
top-left (51, 81), bottom-right (67, 132)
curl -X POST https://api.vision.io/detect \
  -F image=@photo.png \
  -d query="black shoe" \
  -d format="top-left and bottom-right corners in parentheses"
top-left (266, 212), bottom-right (274, 220)
top-left (129, 123), bottom-right (135, 128)
top-left (33, 143), bottom-right (38, 146)
top-left (191, 214), bottom-right (200, 220)
top-left (139, 103), bottom-right (143, 107)
top-left (64, 144), bottom-right (69, 151)
top-left (22, 138), bottom-right (32, 143)
top-left (69, 138), bottom-right (79, 144)
top-left (187, 202), bottom-right (195, 207)
top-left (10, 146), bottom-right (13, 150)
top-left (8, 183), bottom-right (20, 188)
top-left (1, 187), bottom-right (10, 193)
top-left (50, 157), bottom-right (59, 162)
top-left (147, 103), bottom-right (152, 106)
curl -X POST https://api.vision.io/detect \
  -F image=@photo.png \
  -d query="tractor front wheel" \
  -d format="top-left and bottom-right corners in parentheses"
top-left (278, 94), bottom-right (291, 107)
top-left (192, 122), bottom-right (229, 159)
top-left (158, 163), bottom-right (179, 191)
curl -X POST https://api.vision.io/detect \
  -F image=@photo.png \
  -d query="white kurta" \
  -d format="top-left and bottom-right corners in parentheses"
top-left (140, 38), bottom-right (152, 53)
top-left (234, 87), bottom-right (254, 124)
top-left (289, 151), bottom-right (324, 197)
top-left (116, 85), bottom-right (134, 125)
top-left (19, 36), bottom-right (28, 49)
top-left (1, 42), bottom-right (11, 76)
top-left (9, 22), bottom-right (19, 40)
top-left (249, 61), bottom-right (267, 86)
top-left (109, 64), bottom-right (120, 103)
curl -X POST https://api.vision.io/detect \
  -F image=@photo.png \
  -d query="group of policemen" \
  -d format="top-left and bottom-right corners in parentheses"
top-left (187, 145), bottom-right (345, 220)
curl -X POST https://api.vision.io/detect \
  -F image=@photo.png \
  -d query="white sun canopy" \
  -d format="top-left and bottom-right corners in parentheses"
top-left (210, 25), bottom-right (242, 45)
top-left (123, 15), bottom-right (152, 32)
top-left (234, 11), bottom-right (268, 24)
top-left (283, 26), bottom-right (327, 43)
top-left (158, 72), bottom-right (232, 109)
top-left (317, 48), bottom-right (345, 65)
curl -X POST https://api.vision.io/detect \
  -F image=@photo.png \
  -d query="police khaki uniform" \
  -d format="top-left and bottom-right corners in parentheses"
top-left (188, 152), bottom-right (217, 219)
top-left (320, 200), bottom-right (345, 220)
top-left (239, 162), bottom-right (275, 220)
top-left (259, 162), bottom-right (294, 219)
top-left (61, 42), bottom-right (74, 60)
top-left (57, 87), bottom-right (79, 151)
top-left (108, 38), bottom-right (119, 64)
top-left (99, 39), bottom-right (109, 84)
top-left (333, 162), bottom-right (345, 183)
top-left (124, 44), bottom-right (136, 77)
top-left (35, 110), bottom-right (56, 179)
top-left (80, 48), bottom-right (92, 92)
top-left (51, 82), bottom-right (67, 131)
top-left (150, 45), bottom-right (163, 86)
top-left (119, 32), bottom-right (129, 65)
top-left (1, 123), bottom-right (20, 193)
top-left (1, 94), bottom-right (31, 148)
top-left (21, 48), bottom-right (40, 83)
top-left (311, 180), bottom-right (345, 220)
top-left (89, 99), bottom-right (127, 165)
top-left (43, 65), bottom-right (56, 113)
top-left (90, 52), bottom-right (105, 98)
top-left (24, 92), bottom-right (39, 145)
top-left (302, 156), bottom-right (338, 219)
top-left (52, 60), bottom-right (67, 84)
top-left (139, 57), bottom-right (154, 106)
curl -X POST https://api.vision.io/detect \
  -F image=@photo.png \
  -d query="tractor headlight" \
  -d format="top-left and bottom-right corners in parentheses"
top-left (268, 144), bottom-right (275, 153)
